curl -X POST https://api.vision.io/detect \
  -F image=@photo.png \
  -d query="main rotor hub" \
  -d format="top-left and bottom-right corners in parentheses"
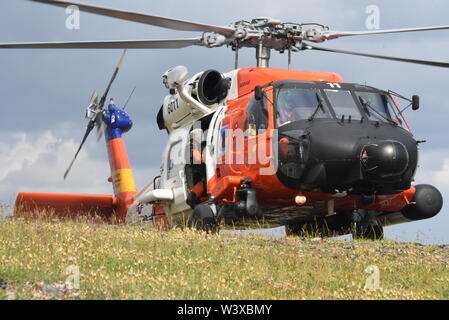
top-left (226, 19), bottom-right (329, 47)
top-left (200, 18), bottom-right (331, 68)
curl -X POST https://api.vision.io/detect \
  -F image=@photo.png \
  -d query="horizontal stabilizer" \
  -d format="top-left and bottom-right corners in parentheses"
top-left (15, 193), bottom-right (117, 221)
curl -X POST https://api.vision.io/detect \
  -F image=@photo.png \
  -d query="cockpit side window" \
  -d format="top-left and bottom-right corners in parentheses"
top-left (324, 90), bottom-right (362, 120)
top-left (276, 88), bottom-right (331, 126)
top-left (386, 94), bottom-right (411, 131)
top-left (244, 96), bottom-right (268, 136)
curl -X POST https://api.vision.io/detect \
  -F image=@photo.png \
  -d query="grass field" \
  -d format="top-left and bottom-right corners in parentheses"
top-left (0, 218), bottom-right (448, 300)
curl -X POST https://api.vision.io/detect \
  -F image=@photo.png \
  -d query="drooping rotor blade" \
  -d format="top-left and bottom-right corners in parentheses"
top-left (64, 120), bottom-right (95, 179)
top-left (323, 25), bottom-right (449, 41)
top-left (0, 38), bottom-right (203, 49)
top-left (30, 0), bottom-right (236, 36)
top-left (302, 43), bottom-right (449, 68)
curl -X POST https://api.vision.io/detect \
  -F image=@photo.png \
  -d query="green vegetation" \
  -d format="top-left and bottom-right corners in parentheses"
top-left (0, 218), bottom-right (448, 300)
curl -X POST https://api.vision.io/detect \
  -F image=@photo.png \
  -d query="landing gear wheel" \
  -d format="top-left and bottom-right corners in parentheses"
top-left (191, 204), bottom-right (218, 233)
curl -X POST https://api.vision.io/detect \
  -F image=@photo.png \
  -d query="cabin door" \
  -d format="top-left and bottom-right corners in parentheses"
top-left (162, 127), bottom-right (191, 217)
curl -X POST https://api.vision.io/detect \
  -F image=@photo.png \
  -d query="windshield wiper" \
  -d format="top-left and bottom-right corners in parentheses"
top-left (308, 93), bottom-right (325, 122)
top-left (359, 97), bottom-right (396, 125)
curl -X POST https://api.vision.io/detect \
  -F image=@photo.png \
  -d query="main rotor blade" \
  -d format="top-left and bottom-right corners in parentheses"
top-left (322, 25), bottom-right (449, 41)
top-left (30, 0), bottom-right (235, 36)
top-left (64, 120), bottom-right (95, 179)
top-left (0, 38), bottom-right (203, 49)
top-left (303, 43), bottom-right (449, 68)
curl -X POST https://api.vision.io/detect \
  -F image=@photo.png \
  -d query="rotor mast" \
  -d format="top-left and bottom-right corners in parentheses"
top-left (256, 43), bottom-right (271, 68)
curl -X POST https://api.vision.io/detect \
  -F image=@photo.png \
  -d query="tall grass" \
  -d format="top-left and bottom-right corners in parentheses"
top-left (0, 218), bottom-right (448, 300)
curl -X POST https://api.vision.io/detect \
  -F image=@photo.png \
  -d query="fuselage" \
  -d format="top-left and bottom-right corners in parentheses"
top-left (127, 67), bottom-right (441, 230)
top-left (15, 67), bottom-right (441, 231)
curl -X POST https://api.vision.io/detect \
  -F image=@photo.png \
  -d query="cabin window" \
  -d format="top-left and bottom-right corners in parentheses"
top-left (355, 91), bottom-right (391, 122)
top-left (325, 89), bottom-right (362, 120)
top-left (276, 88), bottom-right (331, 126)
top-left (244, 97), bottom-right (268, 136)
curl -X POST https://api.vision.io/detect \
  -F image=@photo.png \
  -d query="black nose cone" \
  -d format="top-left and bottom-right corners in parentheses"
top-left (361, 141), bottom-right (409, 178)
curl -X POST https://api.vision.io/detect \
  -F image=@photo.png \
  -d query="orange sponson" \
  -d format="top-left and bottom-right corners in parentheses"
top-left (106, 137), bottom-right (137, 223)
top-left (15, 193), bottom-right (117, 221)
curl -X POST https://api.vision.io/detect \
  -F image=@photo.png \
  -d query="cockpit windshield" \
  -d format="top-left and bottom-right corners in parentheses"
top-left (276, 87), bottom-right (331, 127)
top-left (273, 82), bottom-right (411, 131)
top-left (324, 90), bottom-right (362, 120)
top-left (355, 91), bottom-right (391, 122)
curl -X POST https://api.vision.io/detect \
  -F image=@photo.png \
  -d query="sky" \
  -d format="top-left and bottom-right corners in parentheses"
top-left (0, 0), bottom-right (448, 244)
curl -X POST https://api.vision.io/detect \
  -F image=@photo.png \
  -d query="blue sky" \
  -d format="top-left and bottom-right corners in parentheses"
top-left (0, 0), bottom-right (448, 244)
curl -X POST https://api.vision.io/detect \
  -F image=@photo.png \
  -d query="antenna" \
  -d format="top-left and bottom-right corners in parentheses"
top-left (288, 46), bottom-right (292, 70)
top-left (123, 87), bottom-right (137, 110)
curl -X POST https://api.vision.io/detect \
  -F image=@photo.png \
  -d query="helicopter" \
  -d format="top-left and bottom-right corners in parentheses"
top-left (7, 0), bottom-right (447, 239)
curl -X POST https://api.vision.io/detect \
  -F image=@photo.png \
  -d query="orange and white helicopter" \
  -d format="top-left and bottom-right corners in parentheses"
top-left (5, 0), bottom-right (447, 239)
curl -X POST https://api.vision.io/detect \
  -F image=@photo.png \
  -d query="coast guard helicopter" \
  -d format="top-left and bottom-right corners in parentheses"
top-left (7, 0), bottom-right (447, 239)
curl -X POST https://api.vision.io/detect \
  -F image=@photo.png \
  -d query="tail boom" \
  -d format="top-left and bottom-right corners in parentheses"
top-left (15, 192), bottom-right (117, 221)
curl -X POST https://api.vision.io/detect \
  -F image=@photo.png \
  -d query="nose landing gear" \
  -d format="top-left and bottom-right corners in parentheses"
top-left (334, 209), bottom-right (384, 240)
top-left (352, 210), bottom-right (384, 240)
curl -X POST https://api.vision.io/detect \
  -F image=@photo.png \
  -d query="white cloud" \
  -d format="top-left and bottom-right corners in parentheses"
top-left (0, 131), bottom-right (58, 181)
top-left (430, 158), bottom-right (449, 190)
top-left (414, 148), bottom-right (449, 190)
top-left (0, 130), bottom-right (161, 205)
top-left (0, 131), bottom-right (111, 203)
top-left (385, 147), bottom-right (449, 244)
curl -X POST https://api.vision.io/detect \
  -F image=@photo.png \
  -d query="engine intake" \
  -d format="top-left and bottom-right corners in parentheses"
top-left (197, 70), bottom-right (230, 105)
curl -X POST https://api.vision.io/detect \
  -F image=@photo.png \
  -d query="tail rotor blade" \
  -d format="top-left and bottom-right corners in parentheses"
top-left (90, 91), bottom-right (99, 105)
top-left (99, 49), bottom-right (127, 108)
top-left (96, 122), bottom-right (107, 142)
top-left (90, 91), bottom-right (97, 101)
top-left (96, 112), bottom-right (107, 142)
top-left (64, 121), bottom-right (95, 179)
